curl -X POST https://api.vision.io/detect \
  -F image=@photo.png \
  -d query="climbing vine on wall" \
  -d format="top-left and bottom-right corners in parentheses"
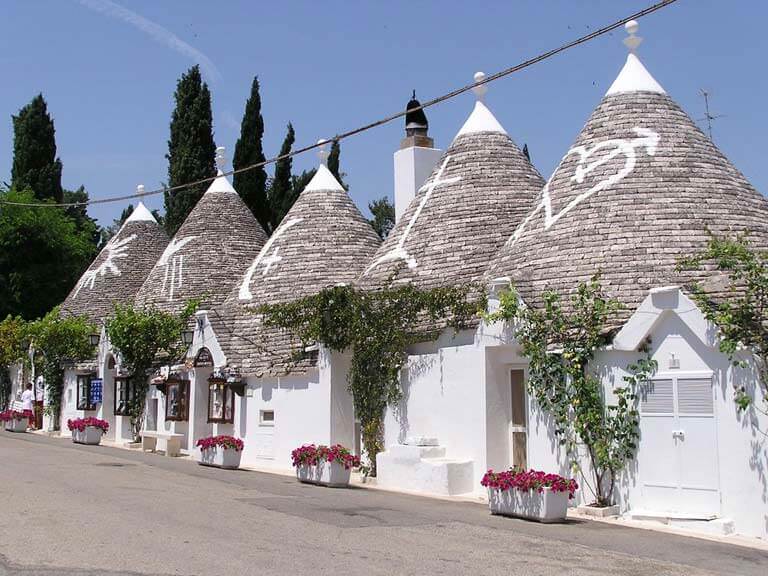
top-left (28, 307), bottom-right (96, 425)
top-left (258, 283), bottom-right (483, 475)
top-left (0, 315), bottom-right (29, 410)
top-left (678, 232), bottom-right (768, 419)
top-left (105, 300), bottom-right (199, 441)
top-left (485, 276), bottom-right (657, 506)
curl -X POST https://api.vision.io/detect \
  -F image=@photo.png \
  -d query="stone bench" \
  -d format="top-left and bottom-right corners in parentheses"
top-left (141, 431), bottom-right (184, 457)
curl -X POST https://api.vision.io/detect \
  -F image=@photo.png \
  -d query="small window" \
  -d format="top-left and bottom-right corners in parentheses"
top-left (208, 380), bottom-right (235, 424)
top-left (165, 379), bottom-right (189, 422)
top-left (76, 375), bottom-right (97, 411)
top-left (114, 377), bottom-right (135, 416)
top-left (260, 410), bottom-right (275, 426)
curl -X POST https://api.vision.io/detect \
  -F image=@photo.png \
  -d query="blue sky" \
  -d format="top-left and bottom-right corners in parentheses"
top-left (0, 0), bottom-right (765, 226)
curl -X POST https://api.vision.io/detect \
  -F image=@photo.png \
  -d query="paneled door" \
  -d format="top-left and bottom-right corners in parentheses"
top-left (638, 375), bottom-right (720, 517)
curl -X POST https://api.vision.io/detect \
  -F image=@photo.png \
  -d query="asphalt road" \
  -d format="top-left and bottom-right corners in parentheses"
top-left (1, 433), bottom-right (766, 576)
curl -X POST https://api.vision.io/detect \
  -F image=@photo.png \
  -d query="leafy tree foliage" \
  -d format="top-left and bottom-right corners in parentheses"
top-left (267, 123), bottom-right (296, 232)
top-left (0, 189), bottom-right (97, 320)
top-left (259, 283), bottom-right (481, 475)
top-left (678, 233), bottom-right (768, 417)
top-left (11, 94), bottom-right (63, 203)
top-left (105, 300), bottom-right (199, 440)
top-left (327, 139), bottom-right (347, 189)
top-left (28, 307), bottom-right (96, 425)
top-left (368, 197), bottom-right (395, 240)
top-left (63, 186), bottom-right (101, 255)
top-left (164, 66), bottom-right (216, 235)
top-left (486, 276), bottom-right (657, 505)
top-left (0, 315), bottom-right (29, 410)
top-left (233, 76), bottom-right (269, 231)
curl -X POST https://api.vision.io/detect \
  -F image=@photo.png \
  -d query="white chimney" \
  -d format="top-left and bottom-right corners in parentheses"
top-left (394, 91), bottom-right (442, 222)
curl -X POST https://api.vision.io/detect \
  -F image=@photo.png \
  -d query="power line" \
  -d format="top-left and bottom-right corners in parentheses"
top-left (0, 0), bottom-right (678, 209)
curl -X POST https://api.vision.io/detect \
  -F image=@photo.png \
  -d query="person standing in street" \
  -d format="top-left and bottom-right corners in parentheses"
top-left (21, 383), bottom-right (35, 430)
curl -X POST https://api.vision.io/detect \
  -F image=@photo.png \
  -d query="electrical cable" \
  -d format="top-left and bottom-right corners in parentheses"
top-left (0, 0), bottom-right (678, 209)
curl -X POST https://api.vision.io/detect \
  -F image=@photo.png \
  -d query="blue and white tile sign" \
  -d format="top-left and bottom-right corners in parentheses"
top-left (90, 378), bottom-right (103, 405)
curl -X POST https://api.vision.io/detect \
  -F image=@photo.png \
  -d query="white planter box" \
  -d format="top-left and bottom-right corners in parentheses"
top-left (4, 418), bottom-right (27, 433)
top-left (198, 447), bottom-right (242, 469)
top-left (71, 426), bottom-right (103, 445)
top-left (488, 487), bottom-right (569, 523)
top-left (296, 460), bottom-right (352, 487)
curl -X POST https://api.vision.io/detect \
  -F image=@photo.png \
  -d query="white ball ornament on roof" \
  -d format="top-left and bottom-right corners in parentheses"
top-left (623, 19), bottom-right (643, 52)
top-left (216, 146), bottom-right (226, 172)
top-left (136, 184), bottom-right (145, 196)
top-left (317, 139), bottom-right (329, 166)
top-left (472, 71), bottom-right (488, 102)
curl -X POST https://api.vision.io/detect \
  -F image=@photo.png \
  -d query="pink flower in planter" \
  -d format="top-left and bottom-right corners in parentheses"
top-left (67, 417), bottom-right (109, 433)
top-left (481, 468), bottom-right (578, 499)
top-left (196, 435), bottom-right (244, 452)
top-left (291, 443), bottom-right (360, 470)
top-left (0, 409), bottom-right (32, 422)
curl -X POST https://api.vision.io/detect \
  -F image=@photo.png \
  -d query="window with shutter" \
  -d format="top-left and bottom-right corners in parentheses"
top-left (641, 379), bottom-right (674, 414)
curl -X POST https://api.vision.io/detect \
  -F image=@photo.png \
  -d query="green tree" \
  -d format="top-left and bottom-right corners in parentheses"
top-left (268, 123), bottom-right (296, 231)
top-left (63, 186), bottom-right (101, 255)
top-left (105, 300), bottom-right (199, 440)
top-left (163, 66), bottom-right (216, 235)
top-left (0, 315), bottom-right (29, 411)
top-left (678, 233), bottom-right (768, 418)
top-left (485, 277), bottom-right (656, 505)
top-left (233, 76), bottom-right (269, 230)
top-left (368, 197), bottom-right (395, 240)
top-left (327, 139), bottom-right (347, 189)
top-left (28, 307), bottom-right (95, 427)
top-left (11, 94), bottom-right (63, 203)
top-left (0, 189), bottom-right (96, 320)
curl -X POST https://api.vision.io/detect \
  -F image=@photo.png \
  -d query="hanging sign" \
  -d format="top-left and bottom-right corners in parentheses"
top-left (194, 347), bottom-right (214, 367)
top-left (90, 378), bottom-right (103, 405)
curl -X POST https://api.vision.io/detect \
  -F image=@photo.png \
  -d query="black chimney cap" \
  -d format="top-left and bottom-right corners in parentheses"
top-left (405, 90), bottom-right (428, 130)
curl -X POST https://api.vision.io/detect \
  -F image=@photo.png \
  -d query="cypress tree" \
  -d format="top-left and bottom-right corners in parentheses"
top-left (368, 197), bottom-right (395, 240)
top-left (163, 66), bottom-right (216, 235)
top-left (268, 123), bottom-right (296, 231)
top-left (11, 94), bottom-right (64, 203)
top-left (327, 139), bottom-right (347, 189)
top-left (233, 76), bottom-right (269, 230)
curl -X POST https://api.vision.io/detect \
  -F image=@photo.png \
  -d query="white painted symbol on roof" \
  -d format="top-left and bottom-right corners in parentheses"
top-left (508, 127), bottom-right (659, 246)
top-left (238, 217), bottom-right (304, 300)
top-left (364, 155), bottom-right (460, 275)
top-left (158, 236), bottom-right (198, 301)
top-left (73, 233), bottom-right (137, 297)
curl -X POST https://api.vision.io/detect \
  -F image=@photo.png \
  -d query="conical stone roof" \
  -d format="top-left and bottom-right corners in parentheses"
top-left (135, 152), bottom-right (268, 314)
top-left (360, 74), bottom-right (544, 291)
top-left (61, 202), bottom-right (168, 323)
top-left (214, 161), bottom-right (381, 375)
top-left (487, 28), bottom-right (768, 326)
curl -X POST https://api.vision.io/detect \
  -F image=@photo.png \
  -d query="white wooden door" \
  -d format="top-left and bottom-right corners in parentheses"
top-left (638, 375), bottom-right (720, 517)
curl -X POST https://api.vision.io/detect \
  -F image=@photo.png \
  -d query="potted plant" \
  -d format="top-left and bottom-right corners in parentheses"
top-left (196, 435), bottom-right (244, 469)
top-left (481, 468), bottom-right (578, 523)
top-left (291, 443), bottom-right (360, 487)
top-left (0, 409), bottom-right (31, 433)
top-left (67, 417), bottom-right (109, 445)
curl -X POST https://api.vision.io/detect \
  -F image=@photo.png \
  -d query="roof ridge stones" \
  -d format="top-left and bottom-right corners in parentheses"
top-left (486, 50), bottom-right (768, 327)
top-left (61, 203), bottom-right (169, 323)
top-left (135, 151), bottom-right (268, 315)
top-left (214, 161), bottom-right (381, 376)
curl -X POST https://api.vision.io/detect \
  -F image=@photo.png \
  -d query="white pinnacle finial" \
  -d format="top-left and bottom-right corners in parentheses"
top-left (136, 184), bottom-right (145, 196)
top-left (317, 139), bottom-right (329, 166)
top-left (215, 146), bottom-right (226, 173)
top-left (623, 20), bottom-right (643, 53)
top-left (472, 71), bottom-right (488, 102)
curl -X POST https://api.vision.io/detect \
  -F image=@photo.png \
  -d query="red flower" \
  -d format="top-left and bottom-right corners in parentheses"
top-left (196, 435), bottom-right (244, 452)
top-left (291, 443), bottom-right (360, 470)
top-left (0, 409), bottom-right (32, 423)
top-left (66, 417), bottom-right (109, 433)
top-left (481, 468), bottom-right (578, 499)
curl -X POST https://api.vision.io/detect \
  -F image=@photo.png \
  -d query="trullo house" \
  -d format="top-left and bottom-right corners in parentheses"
top-left (363, 74), bottom-right (545, 496)
top-left (56, 199), bottom-right (169, 442)
top-left (185, 143), bottom-right (381, 471)
top-left (483, 21), bottom-right (768, 538)
top-left (135, 147), bottom-right (268, 452)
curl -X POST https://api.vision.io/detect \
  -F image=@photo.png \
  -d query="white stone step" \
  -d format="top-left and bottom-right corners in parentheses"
top-left (376, 444), bottom-right (474, 496)
top-left (627, 509), bottom-right (735, 536)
